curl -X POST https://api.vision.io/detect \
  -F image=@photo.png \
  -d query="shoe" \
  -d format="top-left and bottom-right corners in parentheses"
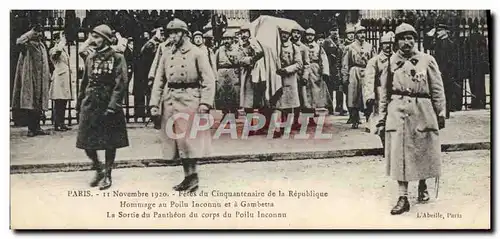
top-left (99, 169), bottom-right (112, 190)
top-left (352, 122), bottom-right (359, 129)
top-left (54, 126), bottom-right (65, 132)
top-left (418, 184), bottom-right (430, 202)
top-left (390, 196), bottom-right (410, 215)
top-left (308, 118), bottom-right (317, 127)
top-left (273, 130), bottom-right (283, 138)
top-left (173, 174), bottom-right (199, 192)
top-left (90, 166), bottom-right (105, 187)
top-left (60, 125), bottom-right (72, 131)
top-left (35, 129), bottom-right (50, 136)
top-left (27, 131), bottom-right (36, 137)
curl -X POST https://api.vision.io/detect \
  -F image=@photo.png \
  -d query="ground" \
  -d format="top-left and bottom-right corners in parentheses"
top-left (11, 150), bottom-right (490, 229)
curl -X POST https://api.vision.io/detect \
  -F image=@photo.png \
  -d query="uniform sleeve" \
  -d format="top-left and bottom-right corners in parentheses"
top-left (283, 45), bottom-right (302, 73)
top-left (427, 55), bottom-right (446, 117)
top-left (196, 51), bottom-right (216, 108)
top-left (16, 30), bottom-right (36, 45)
top-left (319, 46), bottom-right (330, 76)
top-left (239, 39), bottom-right (264, 66)
top-left (147, 44), bottom-right (162, 80)
top-left (363, 57), bottom-right (377, 102)
top-left (149, 53), bottom-right (167, 108)
top-left (78, 41), bottom-right (95, 61)
top-left (107, 54), bottom-right (129, 111)
top-left (376, 60), bottom-right (390, 127)
top-left (341, 47), bottom-right (351, 84)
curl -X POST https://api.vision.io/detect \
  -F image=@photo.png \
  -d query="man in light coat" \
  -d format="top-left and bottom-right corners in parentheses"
top-left (376, 23), bottom-right (446, 215)
top-left (290, 25), bottom-right (310, 129)
top-left (49, 31), bottom-right (73, 131)
top-left (302, 28), bottom-right (330, 126)
top-left (363, 31), bottom-right (395, 146)
top-left (150, 19), bottom-right (216, 192)
top-left (341, 25), bottom-right (376, 129)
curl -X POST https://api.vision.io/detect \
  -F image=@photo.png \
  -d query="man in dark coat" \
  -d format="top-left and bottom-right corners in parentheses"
top-left (211, 12), bottom-right (228, 47)
top-left (322, 25), bottom-right (347, 115)
top-left (76, 24), bottom-right (129, 190)
top-left (466, 25), bottom-right (489, 109)
top-left (11, 24), bottom-right (51, 137)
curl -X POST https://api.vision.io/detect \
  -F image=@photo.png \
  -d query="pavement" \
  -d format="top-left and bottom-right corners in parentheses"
top-left (10, 150), bottom-right (490, 229)
top-left (10, 109), bottom-right (491, 174)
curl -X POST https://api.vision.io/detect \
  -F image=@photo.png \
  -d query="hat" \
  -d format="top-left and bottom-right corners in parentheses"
top-left (380, 31), bottom-right (395, 43)
top-left (193, 31), bottom-right (203, 37)
top-left (279, 26), bottom-right (292, 33)
top-left (329, 24), bottom-right (339, 32)
top-left (345, 26), bottom-right (355, 34)
top-left (305, 28), bottom-right (316, 35)
top-left (355, 25), bottom-right (366, 33)
top-left (240, 24), bottom-right (251, 32)
top-left (222, 31), bottom-right (235, 38)
top-left (395, 23), bottom-right (417, 37)
top-left (166, 18), bottom-right (189, 32)
top-left (92, 24), bottom-right (113, 43)
top-left (291, 24), bottom-right (304, 32)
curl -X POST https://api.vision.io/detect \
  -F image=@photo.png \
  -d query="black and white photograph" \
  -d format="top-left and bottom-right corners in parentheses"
top-left (8, 8), bottom-right (492, 229)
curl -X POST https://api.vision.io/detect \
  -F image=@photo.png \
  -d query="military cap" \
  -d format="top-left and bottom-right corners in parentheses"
top-left (279, 26), bottom-right (292, 33)
top-left (193, 31), bottom-right (203, 37)
top-left (329, 23), bottom-right (339, 32)
top-left (380, 31), bottom-right (395, 43)
top-left (291, 24), bottom-right (304, 32)
top-left (355, 25), bottom-right (366, 33)
top-left (166, 18), bottom-right (189, 32)
top-left (240, 24), bottom-right (252, 32)
top-left (305, 28), bottom-right (316, 35)
top-left (92, 24), bottom-right (113, 43)
top-left (345, 26), bottom-right (355, 34)
top-left (395, 23), bottom-right (417, 37)
top-left (222, 30), bottom-right (235, 38)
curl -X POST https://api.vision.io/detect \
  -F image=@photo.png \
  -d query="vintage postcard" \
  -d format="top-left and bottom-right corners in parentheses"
top-left (9, 9), bottom-right (491, 229)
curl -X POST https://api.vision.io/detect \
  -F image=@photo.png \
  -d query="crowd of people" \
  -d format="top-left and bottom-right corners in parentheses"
top-left (10, 12), bottom-right (489, 215)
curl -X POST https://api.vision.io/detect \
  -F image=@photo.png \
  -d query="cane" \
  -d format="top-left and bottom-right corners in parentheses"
top-left (435, 176), bottom-right (440, 199)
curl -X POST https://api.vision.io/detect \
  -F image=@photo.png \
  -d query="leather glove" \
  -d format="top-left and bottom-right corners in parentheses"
top-left (438, 115), bottom-right (445, 129)
top-left (366, 99), bottom-right (375, 108)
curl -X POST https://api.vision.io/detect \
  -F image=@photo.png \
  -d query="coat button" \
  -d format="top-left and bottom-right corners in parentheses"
top-left (170, 73), bottom-right (174, 76)
top-left (171, 57), bottom-right (174, 60)
top-left (180, 73), bottom-right (184, 76)
top-left (170, 65), bottom-right (173, 68)
top-left (181, 65), bottom-right (185, 68)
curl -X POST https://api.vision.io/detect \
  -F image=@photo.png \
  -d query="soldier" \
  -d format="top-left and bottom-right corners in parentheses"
top-left (427, 22), bottom-right (459, 118)
top-left (341, 25), bottom-right (376, 129)
top-left (149, 19), bottom-right (216, 192)
top-left (192, 31), bottom-right (217, 75)
top-left (238, 24), bottom-right (267, 135)
top-left (363, 31), bottom-right (395, 147)
top-left (376, 23), bottom-right (446, 215)
top-left (323, 25), bottom-right (347, 116)
top-left (344, 26), bottom-right (355, 47)
top-left (275, 26), bottom-right (302, 136)
top-left (76, 24), bottom-right (129, 190)
top-left (302, 28), bottom-right (330, 126)
top-left (290, 25), bottom-right (310, 129)
top-left (214, 31), bottom-right (242, 118)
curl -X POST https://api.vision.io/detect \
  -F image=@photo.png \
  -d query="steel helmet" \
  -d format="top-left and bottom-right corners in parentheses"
top-left (345, 26), bottom-right (355, 34)
top-left (395, 23), bottom-right (417, 37)
top-left (291, 24), bottom-right (303, 32)
top-left (355, 25), bottom-right (366, 33)
top-left (279, 26), bottom-right (292, 33)
top-left (166, 18), bottom-right (189, 32)
top-left (193, 31), bottom-right (203, 37)
top-left (240, 24), bottom-right (251, 33)
top-left (92, 24), bottom-right (113, 43)
top-left (305, 28), bottom-right (316, 35)
top-left (380, 31), bottom-right (395, 43)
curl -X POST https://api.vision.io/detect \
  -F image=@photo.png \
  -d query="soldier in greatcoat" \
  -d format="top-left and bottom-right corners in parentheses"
top-left (76, 25), bottom-right (130, 190)
top-left (363, 31), bottom-right (395, 146)
top-left (238, 24), bottom-right (267, 134)
top-left (341, 25), bottom-right (376, 129)
top-left (290, 25), bottom-right (310, 129)
top-left (301, 28), bottom-right (330, 126)
top-left (192, 31), bottom-right (217, 76)
top-left (274, 26), bottom-right (302, 136)
top-left (214, 31), bottom-right (242, 118)
top-left (376, 23), bottom-right (446, 215)
top-left (12, 24), bottom-right (51, 137)
top-left (150, 19), bottom-right (216, 192)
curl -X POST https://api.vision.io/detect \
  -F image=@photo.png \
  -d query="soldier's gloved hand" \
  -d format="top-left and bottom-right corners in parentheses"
top-left (198, 104), bottom-right (210, 114)
top-left (150, 106), bottom-right (160, 117)
top-left (103, 108), bottom-right (116, 116)
top-left (366, 99), bottom-right (375, 108)
top-left (438, 115), bottom-right (445, 129)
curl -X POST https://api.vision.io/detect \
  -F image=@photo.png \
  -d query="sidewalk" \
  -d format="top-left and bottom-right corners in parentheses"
top-left (10, 110), bottom-right (490, 173)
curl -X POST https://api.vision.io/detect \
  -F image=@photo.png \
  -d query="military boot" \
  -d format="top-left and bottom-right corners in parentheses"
top-left (418, 182), bottom-right (430, 202)
top-left (99, 168), bottom-right (112, 190)
top-left (173, 173), bottom-right (199, 192)
top-left (90, 163), bottom-right (105, 187)
top-left (390, 196), bottom-right (410, 215)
